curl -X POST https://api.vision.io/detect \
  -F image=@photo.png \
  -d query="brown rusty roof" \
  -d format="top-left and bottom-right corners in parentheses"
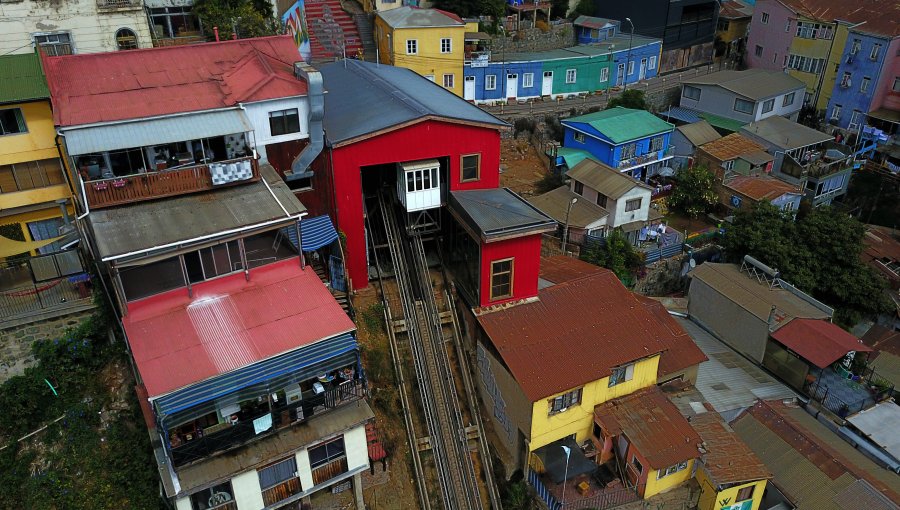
top-left (690, 412), bottom-right (771, 487)
top-left (594, 386), bottom-right (701, 470)
top-left (633, 294), bottom-right (708, 379)
top-left (777, 0), bottom-right (900, 37)
top-left (477, 269), bottom-right (678, 401)
top-left (699, 133), bottom-right (768, 162)
top-left (539, 255), bottom-right (606, 285)
top-left (726, 175), bottom-right (800, 201)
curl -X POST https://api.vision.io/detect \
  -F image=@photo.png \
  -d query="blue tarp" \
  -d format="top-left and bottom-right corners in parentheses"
top-left (282, 215), bottom-right (339, 252)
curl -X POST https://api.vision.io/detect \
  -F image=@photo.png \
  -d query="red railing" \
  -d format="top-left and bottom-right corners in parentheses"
top-left (83, 157), bottom-right (258, 209)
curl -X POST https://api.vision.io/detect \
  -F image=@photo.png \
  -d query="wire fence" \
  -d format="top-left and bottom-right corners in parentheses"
top-left (0, 274), bottom-right (92, 322)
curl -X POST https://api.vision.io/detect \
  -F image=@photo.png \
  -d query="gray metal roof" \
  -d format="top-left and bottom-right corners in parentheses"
top-left (320, 60), bottom-right (506, 145)
top-left (89, 165), bottom-right (305, 261)
top-left (682, 69), bottom-right (805, 101)
top-left (377, 6), bottom-right (464, 28)
top-left (566, 158), bottom-right (652, 199)
top-left (676, 120), bottom-right (721, 147)
top-left (846, 403), bottom-right (900, 462)
top-left (502, 37), bottom-right (659, 63)
top-left (527, 186), bottom-right (608, 229)
top-left (61, 109), bottom-right (252, 155)
top-left (449, 188), bottom-right (557, 242)
top-left (741, 115), bottom-right (831, 150)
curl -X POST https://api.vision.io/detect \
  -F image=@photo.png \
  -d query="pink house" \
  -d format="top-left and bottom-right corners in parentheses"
top-left (745, 0), bottom-right (794, 71)
top-left (870, 38), bottom-right (900, 114)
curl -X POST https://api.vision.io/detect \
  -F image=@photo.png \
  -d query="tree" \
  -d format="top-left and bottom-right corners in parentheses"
top-left (581, 228), bottom-right (644, 285)
top-left (606, 89), bottom-right (649, 110)
top-left (667, 164), bottom-right (718, 220)
top-left (193, 0), bottom-right (282, 40)
top-left (432, 0), bottom-right (502, 18)
top-left (725, 203), bottom-right (892, 327)
top-left (573, 0), bottom-right (594, 17)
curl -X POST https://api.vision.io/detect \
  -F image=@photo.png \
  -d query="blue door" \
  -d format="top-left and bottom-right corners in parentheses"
top-left (329, 255), bottom-right (347, 292)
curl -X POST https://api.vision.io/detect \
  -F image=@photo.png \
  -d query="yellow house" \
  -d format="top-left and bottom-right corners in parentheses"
top-left (374, 6), bottom-right (466, 96)
top-left (0, 52), bottom-right (75, 260)
top-left (784, 15), bottom-right (851, 111)
top-left (691, 413), bottom-right (771, 510)
top-left (473, 262), bottom-right (707, 503)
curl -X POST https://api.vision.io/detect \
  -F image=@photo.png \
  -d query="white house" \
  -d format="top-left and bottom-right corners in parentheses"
top-left (0, 0), bottom-right (153, 55)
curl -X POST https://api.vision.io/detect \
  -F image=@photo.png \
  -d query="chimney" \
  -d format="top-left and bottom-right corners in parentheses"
top-left (214, 26), bottom-right (220, 42)
top-left (287, 62), bottom-right (324, 182)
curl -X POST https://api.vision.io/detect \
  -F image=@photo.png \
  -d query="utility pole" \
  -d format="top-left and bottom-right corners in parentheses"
top-left (623, 17), bottom-right (635, 92)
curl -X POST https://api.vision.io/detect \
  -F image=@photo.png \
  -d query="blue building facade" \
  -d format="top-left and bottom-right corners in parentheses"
top-left (560, 107), bottom-right (675, 181)
top-left (574, 16), bottom-right (621, 44)
top-left (464, 60), bottom-right (544, 102)
top-left (607, 36), bottom-right (662, 87)
top-left (826, 30), bottom-right (893, 132)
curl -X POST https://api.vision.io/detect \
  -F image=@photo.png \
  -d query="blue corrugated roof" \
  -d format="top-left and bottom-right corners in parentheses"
top-left (281, 215), bottom-right (339, 252)
top-left (320, 60), bottom-right (507, 145)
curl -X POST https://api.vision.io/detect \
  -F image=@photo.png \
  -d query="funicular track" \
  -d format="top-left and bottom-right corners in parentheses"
top-left (371, 190), bottom-right (486, 510)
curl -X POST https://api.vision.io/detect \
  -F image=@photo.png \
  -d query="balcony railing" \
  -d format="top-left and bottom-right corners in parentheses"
top-left (617, 147), bottom-right (675, 170)
top-left (311, 456), bottom-right (349, 485)
top-left (169, 379), bottom-right (366, 467)
top-left (83, 156), bottom-right (259, 209)
top-left (783, 141), bottom-right (856, 179)
top-left (261, 478), bottom-right (302, 507)
top-left (96, 0), bottom-right (142, 9)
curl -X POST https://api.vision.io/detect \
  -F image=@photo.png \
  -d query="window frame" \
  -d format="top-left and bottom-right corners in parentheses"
top-left (257, 456), bottom-right (298, 491)
top-left (548, 387), bottom-right (582, 415)
top-left (625, 198), bottom-right (642, 212)
top-left (734, 98), bottom-right (755, 114)
top-left (406, 39), bottom-right (418, 55)
top-left (489, 257), bottom-right (514, 301)
top-left (831, 104), bottom-right (842, 120)
top-left (268, 108), bottom-right (301, 137)
top-left (609, 362), bottom-right (635, 387)
top-left (574, 181), bottom-right (584, 195)
top-left (565, 69), bottom-right (576, 83)
top-left (761, 98), bottom-right (775, 114)
top-left (443, 73), bottom-right (454, 89)
top-left (440, 37), bottom-right (451, 53)
top-left (599, 67), bottom-right (609, 82)
top-left (683, 85), bottom-right (701, 101)
top-left (735, 485), bottom-right (755, 502)
top-left (596, 193), bottom-right (607, 208)
top-left (485, 74), bottom-right (497, 90)
top-left (656, 460), bottom-right (689, 480)
top-left (190, 480), bottom-right (235, 510)
top-left (460, 153), bottom-right (480, 182)
top-left (308, 436), bottom-right (346, 469)
top-left (754, 45), bottom-right (763, 57)
top-left (870, 43), bottom-right (882, 61)
top-left (860, 76), bottom-right (871, 93)
top-left (761, 12), bottom-right (769, 24)
top-left (115, 28), bottom-right (138, 50)
top-left (627, 60), bottom-right (634, 75)
top-left (782, 92), bottom-right (795, 107)
top-left (631, 455), bottom-right (644, 474)
top-left (33, 31), bottom-right (73, 56)
top-left (573, 131), bottom-right (585, 143)
top-left (522, 73), bottom-right (534, 88)
top-left (649, 55), bottom-right (657, 70)
top-left (0, 107), bottom-right (27, 136)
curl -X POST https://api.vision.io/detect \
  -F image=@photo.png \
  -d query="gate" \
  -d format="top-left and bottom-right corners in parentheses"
top-left (329, 255), bottom-right (347, 292)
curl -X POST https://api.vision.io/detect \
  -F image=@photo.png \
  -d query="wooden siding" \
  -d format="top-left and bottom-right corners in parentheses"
top-left (311, 456), bottom-right (349, 486)
top-left (260, 477), bottom-right (301, 506)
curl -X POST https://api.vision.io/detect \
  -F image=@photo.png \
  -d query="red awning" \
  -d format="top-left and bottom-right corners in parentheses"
top-left (123, 259), bottom-right (354, 398)
top-left (771, 318), bottom-right (872, 369)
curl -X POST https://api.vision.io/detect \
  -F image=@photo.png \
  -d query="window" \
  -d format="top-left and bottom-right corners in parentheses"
top-left (683, 85), bottom-right (701, 100)
top-left (761, 12), bottom-right (769, 24)
top-left (785, 20), bottom-right (791, 32)
top-left (0, 159), bottom-right (65, 192)
top-left (860, 76), bottom-right (871, 93)
top-left (406, 166), bottom-right (438, 192)
top-left (754, 45), bottom-right (763, 57)
top-left (649, 56), bottom-right (656, 70)
top-left (787, 54), bottom-right (825, 74)
top-left (722, 159), bottom-right (735, 171)
top-left (761, 98), bottom-right (775, 113)
top-left (831, 104), bottom-right (842, 120)
top-left (621, 143), bottom-right (637, 159)
top-left (115, 28), bottom-right (138, 50)
top-left (149, 6), bottom-right (200, 39)
top-left (650, 136), bottom-right (664, 152)
top-left (424, 74), bottom-right (435, 82)
top-left (573, 132), bottom-right (585, 143)
top-left (870, 43), bottom-right (882, 61)
top-left (596, 193), bottom-right (607, 208)
top-left (717, 19), bottom-right (729, 31)
top-left (309, 437), bottom-right (346, 468)
top-left (627, 60), bottom-right (634, 75)
top-left (599, 67), bottom-right (609, 82)
top-left (565, 69), bottom-right (576, 83)
top-left (549, 388), bottom-right (582, 414)
top-left (610, 362), bottom-right (635, 387)
top-left (486, 74), bottom-right (497, 90)
top-left (190, 481), bottom-right (234, 510)
top-left (268, 108), bottom-right (301, 136)
top-left (782, 92), bottom-right (795, 107)
top-left (490, 258), bottom-right (513, 300)
top-left (443, 73), bottom-right (454, 88)
top-left (849, 110), bottom-right (863, 129)
top-left (783, 55), bottom-right (789, 67)
top-left (625, 198), bottom-right (642, 211)
top-left (734, 98), bottom-right (754, 114)
top-left (522, 73), bottom-right (534, 88)
top-left (894, 77), bottom-right (900, 92)
top-left (773, 52), bottom-right (779, 64)
top-left (406, 39), bottom-right (417, 54)
top-left (850, 39), bottom-right (861, 54)
top-left (735, 485), bottom-right (755, 502)
top-left (804, 91), bottom-right (812, 104)
top-left (461, 154), bottom-right (480, 182)
top-left (28, 218), bottom-right (64, 254)
top-left (440, 37), bottom-right (451, 53)
top-left (0, 108), bottom-right (27, 136)
top-left (33, 32), bottom-right (72, 56)
top-left (840, 71), bottom-right (852, 88)
top-left (574, 181), bottom-right (584, 195)
top-left (656, 461), bottom-right (689, 479)
top-left (631, 455), bottom-right (643, 474)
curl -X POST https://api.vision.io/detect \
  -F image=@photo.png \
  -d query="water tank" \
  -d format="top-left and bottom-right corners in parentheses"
top-left (397, 160), bottom-right (441, 212)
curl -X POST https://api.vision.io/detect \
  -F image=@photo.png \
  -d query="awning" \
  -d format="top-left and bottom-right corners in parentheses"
top-left (868, 108), bottom-right (900, 125)
top-left (282, 215), bottom-right (339, 252)
top-left (534, 438), bottom-right (597, 484)
top-left (0, 234), bottom-right (64, 258)
top-left (61, 109), bottom-right (252, 155)
top-left (771, 318), bottom-right (872, 369)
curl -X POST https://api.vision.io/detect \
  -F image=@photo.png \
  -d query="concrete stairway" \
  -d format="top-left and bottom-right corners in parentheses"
top-left (352, 12), bottom-right (378, 62)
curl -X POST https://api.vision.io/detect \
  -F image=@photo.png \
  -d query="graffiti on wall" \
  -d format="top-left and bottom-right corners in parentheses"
top-left (282, 0), bottom-right (312, 62)
top-left (477, 343), bottom-right (513, 442)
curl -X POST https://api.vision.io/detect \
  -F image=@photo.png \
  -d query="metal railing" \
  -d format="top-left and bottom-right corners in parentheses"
top-left (0, 274), bottom-right (92, 322)
top-left (806, 367), bottom-right (894, 418)
top-left (169, 379), bottom-right (366, 467)
top-left (96, 0), bottom-right (142, 8)
top-left (82, 156), bottom-right (259, 209)
top-left (618, 147), bottom-right (675, 170)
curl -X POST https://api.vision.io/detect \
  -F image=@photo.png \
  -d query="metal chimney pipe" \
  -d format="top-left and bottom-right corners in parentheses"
top-left (287, 62), bottom-right (324, 182)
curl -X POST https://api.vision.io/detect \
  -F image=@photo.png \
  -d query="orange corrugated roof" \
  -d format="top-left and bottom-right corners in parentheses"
top-left (770, 318), bottom-right (871, 369)
top-left (634, 294), bottom-right (708, 379)
top-left (594, 386), bottom-right (701, 470)
top-left (539, 255), bottom-right (605, 285)
top-left (727, 175), bottom-right (799, 201)
top-left (691, 413), bottom-right (771, 487)
top-left (700, 133), bottom-right (767, 162)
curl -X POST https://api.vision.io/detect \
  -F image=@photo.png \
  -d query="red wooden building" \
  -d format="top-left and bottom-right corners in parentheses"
top-left (301, 60), bottom-right (510, 290)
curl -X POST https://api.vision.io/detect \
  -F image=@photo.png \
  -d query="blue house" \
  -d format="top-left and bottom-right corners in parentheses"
top-left (464, 58), bottom-right (544, 103)
top-left (826, 29), bottom-right (898, 133)
top-left (561, 107), bottom-right (675, 181)
top-left (574, 16), bottom-right (621, 44)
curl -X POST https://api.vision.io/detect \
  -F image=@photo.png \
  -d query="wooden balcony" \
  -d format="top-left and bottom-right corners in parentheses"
top-left (261, 477), bottom-right (301, 507)
top-left (311, 456), bottom-right (349, 486)
top-left (83, 157), bottom-right (259, 209)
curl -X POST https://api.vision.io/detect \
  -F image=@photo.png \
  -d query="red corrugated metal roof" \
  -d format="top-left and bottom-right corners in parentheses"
top-left (123, 259), bottom-right (354, 398)
top-left (477, 268), bottom-right (698, 401)
top-left (770, 318), bottom-right (872, 369)
top-left (594, 386), bottom-right (701, 470)
top-left (690, 412), bottom-right (770, 486)
top-left (43, 36), bottom-right (307, 127)
top-left (633, 294), bottom-right (708, 378)
top-left (538, 255), bottom-right (605, 285)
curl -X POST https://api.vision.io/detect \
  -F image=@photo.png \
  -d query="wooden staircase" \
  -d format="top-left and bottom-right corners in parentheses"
top-left (312, 261), bottom-right (353, 317)
top-left (304, 0), bottom-right (364, 63)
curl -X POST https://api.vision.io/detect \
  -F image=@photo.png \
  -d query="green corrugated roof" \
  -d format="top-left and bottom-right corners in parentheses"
top-left (564, 107), bottom-right (674, 144)
top-left (0, 52), bottom-right (50, 104)
top-left (555, 147), bottom-right (596, 169)
top-left (698, 112), bottom-right (746, 133)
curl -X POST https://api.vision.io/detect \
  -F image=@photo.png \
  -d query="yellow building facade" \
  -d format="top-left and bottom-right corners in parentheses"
top-left (786, 18), bottom-right (850, 111)
top-left (697, 473), bottom-right (767, 510)
top-left (374, 6), bottom-right (466, 96)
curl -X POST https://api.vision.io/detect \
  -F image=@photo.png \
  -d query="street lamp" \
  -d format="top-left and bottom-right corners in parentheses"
top-left (562, 197), bottom-right (578, 253)
top-left (560, 444), bottom-right (572, 507)
top-left (623, 17), bottom-right (635, 92)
